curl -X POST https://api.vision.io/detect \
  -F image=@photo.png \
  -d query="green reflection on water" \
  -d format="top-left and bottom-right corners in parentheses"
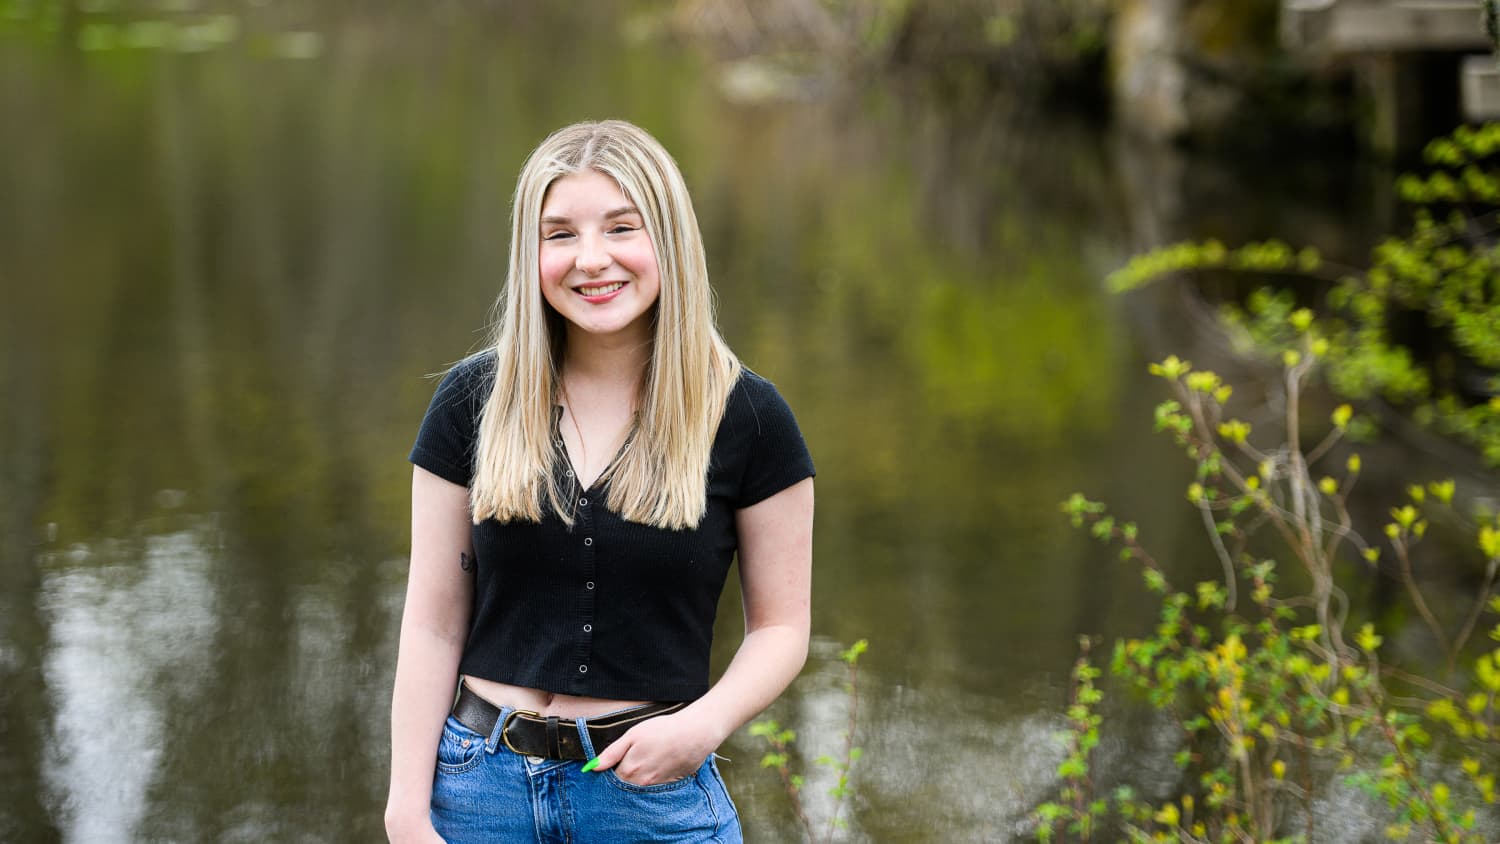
top-left (1, 5), bottom-right (1211, 840)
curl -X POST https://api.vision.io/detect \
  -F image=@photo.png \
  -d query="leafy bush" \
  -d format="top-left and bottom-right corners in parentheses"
top-left (1031, 121), bottom-right (1500, 843)
top-left (1110, 123), bottom-right (1500, 464)
top-left (1033, 340), bottom-right (1500, 842)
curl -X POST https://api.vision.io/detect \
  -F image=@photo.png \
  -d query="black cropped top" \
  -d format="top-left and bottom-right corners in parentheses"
top-left (409, 352), bottom-right (815, 702)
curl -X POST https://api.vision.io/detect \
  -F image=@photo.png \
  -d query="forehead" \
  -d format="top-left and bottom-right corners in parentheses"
top-left (540, 169), bottom-right (635, 215)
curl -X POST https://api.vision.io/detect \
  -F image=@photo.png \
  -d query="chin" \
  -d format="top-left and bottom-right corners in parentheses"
top-left (570, 310), bottom-right (653, 339)
top-left (569, 317), bottom-right (630, 337)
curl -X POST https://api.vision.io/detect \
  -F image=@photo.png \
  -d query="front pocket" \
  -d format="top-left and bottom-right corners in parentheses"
top-left (603, 768), bottom-right (697, 794)
top-left (435, 716), bottom-right (485, 775)
top-left (593, 760), bottom-right (725, 838)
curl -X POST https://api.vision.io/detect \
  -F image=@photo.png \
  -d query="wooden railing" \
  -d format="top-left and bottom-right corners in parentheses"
top-left (1282, 0), bottom-right (1500, 120)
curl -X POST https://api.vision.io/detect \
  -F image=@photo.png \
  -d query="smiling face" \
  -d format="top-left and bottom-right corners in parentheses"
top-left (537, 169), bottom-right (662, 345)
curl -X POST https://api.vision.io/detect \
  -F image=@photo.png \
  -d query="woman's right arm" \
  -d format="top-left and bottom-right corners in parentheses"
top-left (385, 467), bottom-right (475, 843)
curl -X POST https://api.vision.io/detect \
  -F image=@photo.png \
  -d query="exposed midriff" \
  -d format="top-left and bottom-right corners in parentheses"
top-left (461, 674), bottom-right (652, 718)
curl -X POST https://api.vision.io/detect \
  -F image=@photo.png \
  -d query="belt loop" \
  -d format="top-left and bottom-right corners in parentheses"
top-left (545, 716), bottom-right (561, 759)
top-left (574, 715), bottom-right (597, 759)
top-left (486, 706), bottom-right (513, 754)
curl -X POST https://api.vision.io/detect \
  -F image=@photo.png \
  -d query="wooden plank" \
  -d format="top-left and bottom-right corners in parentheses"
top-left (1462, 53), bottom-right (1500, 120)
top-left (1282, 0), bottom-right (1490, 52)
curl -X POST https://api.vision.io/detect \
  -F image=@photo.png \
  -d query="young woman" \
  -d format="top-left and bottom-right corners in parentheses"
top-left (385, 120), bottom-right (815, 843)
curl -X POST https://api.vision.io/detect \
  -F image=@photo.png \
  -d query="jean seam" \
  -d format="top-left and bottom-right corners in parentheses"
top-left (525, 763), bottom-right (546, 844)
top-left (435, 754), bottom-right (484, 775)
top-left (709, 758), bottom-right (739, 840)
top-left (696, 768), bottom-right (723, 842)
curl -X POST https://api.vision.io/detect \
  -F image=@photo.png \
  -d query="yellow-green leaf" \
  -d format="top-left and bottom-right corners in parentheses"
top-left (1481, 525), bottom-right (1500, 560)
top-left (1149, 355), bottom-right (1191, 380)
top-left (1428, 479), bottom-right (1455, 504)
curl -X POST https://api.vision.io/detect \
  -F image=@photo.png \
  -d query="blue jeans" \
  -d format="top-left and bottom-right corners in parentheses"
top-left (430, 708), bottom-right (743, 843)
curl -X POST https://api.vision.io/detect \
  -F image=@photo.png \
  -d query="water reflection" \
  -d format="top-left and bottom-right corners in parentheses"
top-left (0, 2), bottom-right (1415, 841)
top-left (41, 529), bottom-right (218, 843)
top-left (835, 687), bottom-right (1068, 841)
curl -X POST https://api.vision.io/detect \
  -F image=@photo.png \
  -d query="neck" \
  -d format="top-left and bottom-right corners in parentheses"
top-left (561, 324), bottom-right (652, 390)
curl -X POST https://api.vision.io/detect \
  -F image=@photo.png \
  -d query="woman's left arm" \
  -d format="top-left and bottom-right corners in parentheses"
top-left (587, 477), bottom-right (814, 784)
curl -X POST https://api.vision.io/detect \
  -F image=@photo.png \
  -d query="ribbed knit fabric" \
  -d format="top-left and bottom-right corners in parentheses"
top-left (409, 352), bottom-right (815, 702)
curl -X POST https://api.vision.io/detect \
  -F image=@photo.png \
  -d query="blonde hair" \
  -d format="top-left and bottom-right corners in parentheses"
top-left (469, 120), bottom-right (742, 530)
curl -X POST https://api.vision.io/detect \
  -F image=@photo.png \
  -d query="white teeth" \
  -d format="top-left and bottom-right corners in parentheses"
top-left (577, 282), bottom-right (625, 296)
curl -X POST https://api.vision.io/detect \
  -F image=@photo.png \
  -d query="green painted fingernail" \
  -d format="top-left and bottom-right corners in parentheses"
top-left (581, 757), bottom-right (600, 773)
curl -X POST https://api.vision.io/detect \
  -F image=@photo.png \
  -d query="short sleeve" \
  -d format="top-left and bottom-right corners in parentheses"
top-left (409, 353), bottom-right (494, 488)
top-left (736, 373), bottom-right (816, 507)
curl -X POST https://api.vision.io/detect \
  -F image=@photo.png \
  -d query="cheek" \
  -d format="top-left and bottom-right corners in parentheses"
top-left (538, 248), bottom-right (572, 285)
top-left (622, 241), bottom-right (659, 279)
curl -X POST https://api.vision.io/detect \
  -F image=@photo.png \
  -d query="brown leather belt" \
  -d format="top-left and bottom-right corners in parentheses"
top-left (451, 683), bottom-right (685, 760)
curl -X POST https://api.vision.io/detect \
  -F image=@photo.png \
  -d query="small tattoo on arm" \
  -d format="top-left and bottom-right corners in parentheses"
top-left (460, 552), bottom-right (474, 572)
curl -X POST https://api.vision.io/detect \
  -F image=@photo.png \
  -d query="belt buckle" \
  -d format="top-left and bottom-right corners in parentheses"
top-left (499, 708), bottom-right (539, 756)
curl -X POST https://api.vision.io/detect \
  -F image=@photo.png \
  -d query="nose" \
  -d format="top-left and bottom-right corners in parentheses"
top-left (576, 234), bottom-right (610, 276)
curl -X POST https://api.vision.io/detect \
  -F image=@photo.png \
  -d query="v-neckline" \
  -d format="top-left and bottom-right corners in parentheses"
top-left (554, 405), bottom-right (631, 493)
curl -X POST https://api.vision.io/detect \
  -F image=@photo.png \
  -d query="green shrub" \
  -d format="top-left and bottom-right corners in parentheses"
top-left (1110, 123), bottom-right (1500, 465)
top-left (1034, 342), bottom-right (1500, 842)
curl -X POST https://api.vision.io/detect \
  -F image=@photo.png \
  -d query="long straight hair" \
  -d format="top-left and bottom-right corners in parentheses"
top-left (469, 120), bottom-right (742, 529)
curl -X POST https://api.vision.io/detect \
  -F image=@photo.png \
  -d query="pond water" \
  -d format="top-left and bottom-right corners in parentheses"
top-left (0, 4), bottom-right (1456, 842)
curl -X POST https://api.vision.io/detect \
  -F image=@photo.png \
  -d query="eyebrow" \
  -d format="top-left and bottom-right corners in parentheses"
top-left (540, 206), bottom-right (641, 225)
